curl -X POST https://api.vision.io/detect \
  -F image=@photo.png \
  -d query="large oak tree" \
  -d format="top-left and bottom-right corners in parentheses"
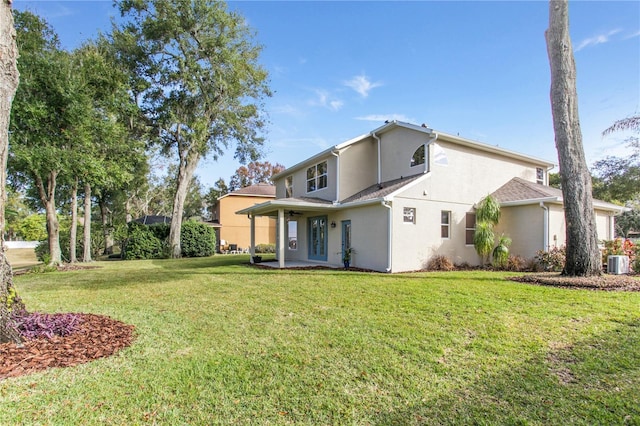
top-left (545, 0), bottom-right (601, 276)
top-left (0, 0), bottom-right (24, 344)
top-left (113, 0), bottom-right (271, 257)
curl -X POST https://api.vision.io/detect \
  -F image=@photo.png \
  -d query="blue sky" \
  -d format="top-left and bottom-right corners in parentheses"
top-left (15, 1), bottom-right (640, 189)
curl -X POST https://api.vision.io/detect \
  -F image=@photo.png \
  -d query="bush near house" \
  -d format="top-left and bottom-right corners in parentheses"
top-left (180, 221), bottom-right (216, 258)
top-left (122, 221), bottom-right (216, 260)
top-left (535, 246), bottom-right (566, 272)
top-left (255, 243), bottom-right (275, 254)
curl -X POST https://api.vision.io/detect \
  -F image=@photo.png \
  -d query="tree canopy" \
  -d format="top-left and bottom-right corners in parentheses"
top-left (113, 0), bottom-right (271, 257)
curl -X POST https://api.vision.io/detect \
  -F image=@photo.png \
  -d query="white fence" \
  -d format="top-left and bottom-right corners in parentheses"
top-left (4, 241), bottom-right (39, 249)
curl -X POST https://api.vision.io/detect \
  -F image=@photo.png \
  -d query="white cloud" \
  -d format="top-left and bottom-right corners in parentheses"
top-left (309, 89), bottom-right (343, 111)
top-left (355, 114), bottom-right (415, 123)
top-left (575, 29), bottom-right (622, 52)
top-left (344, 74), bottom-right (383, 98)
top-left (623, 30), bottom-right (640, 40)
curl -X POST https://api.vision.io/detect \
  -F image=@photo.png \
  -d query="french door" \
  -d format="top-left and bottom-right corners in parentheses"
top-left (308, 216), bottom-right (328, 261)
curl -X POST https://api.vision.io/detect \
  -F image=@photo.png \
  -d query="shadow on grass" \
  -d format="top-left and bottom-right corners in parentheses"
top-left (372, 318), bottom-right (640, 425)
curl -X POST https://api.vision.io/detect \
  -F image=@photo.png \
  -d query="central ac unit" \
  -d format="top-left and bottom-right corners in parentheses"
top-left (607, 255), bottom-right (630, 275)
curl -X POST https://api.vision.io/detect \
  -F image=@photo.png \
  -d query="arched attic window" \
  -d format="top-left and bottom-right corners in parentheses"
top-left (410, 145), bottom-right (425, 167)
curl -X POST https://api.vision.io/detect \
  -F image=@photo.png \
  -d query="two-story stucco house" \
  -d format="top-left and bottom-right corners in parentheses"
top-left (238, 121), bottom-right (624, 272)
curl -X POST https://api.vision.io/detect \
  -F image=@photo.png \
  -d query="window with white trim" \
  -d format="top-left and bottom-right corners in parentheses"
top-left (285, 175), bottom-right (293, 197)
top-left (441, 211), bottom-right (451, 239)
top-left (403, 207), bottom-right (416, 224)
top-left (307, 161), bottom-right (327, 192)
top-left (536, 167), bottom-right (545, 185)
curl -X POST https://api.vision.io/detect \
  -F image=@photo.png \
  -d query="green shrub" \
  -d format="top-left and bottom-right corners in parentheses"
top-left (123, 222), bottom-right (163, 260)
top-left (180, 221), bottom-right (216, 258)
top-left (255, 243), bottom-right (275, 254)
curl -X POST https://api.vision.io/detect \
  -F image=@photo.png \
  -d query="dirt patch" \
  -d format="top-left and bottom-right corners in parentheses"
top-left (0, 314), bottom-right (135, 380)
top-left (508, 273), bottom-right (640, 291)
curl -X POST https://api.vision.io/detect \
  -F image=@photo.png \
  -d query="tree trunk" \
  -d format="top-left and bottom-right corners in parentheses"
top-left (69, 178), bottom-right (78, 263)
top-left (0, 0), bottom-right (25, 344)
top-left (545, 0), bottom-right (601, 276)
top-left (168, 150), bottom-right (200, 258)
top-left (82, 182), bottom-right (92, 262)
top-left (99, 197), bottom-right (114, 255)
top-left (36, 172), bottom-right (62, 265)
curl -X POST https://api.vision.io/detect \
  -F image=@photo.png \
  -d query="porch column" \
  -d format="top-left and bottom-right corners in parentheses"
top-left (278, 208), bottom-right (285, 268)
top-left (249, 214), bottom-right (256, 263)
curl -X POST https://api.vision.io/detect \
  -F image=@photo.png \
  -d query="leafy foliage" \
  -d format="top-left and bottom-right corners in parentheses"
top-left (16, 214), bottom-right (47, 241)
top-left (122, 222), bottom-right (164, 260)
top-left (473, 221), bottom-right (494, 264)
top-left (535, 246), bottom-right (566, 272)
top-left (491, 235), bottom-right (512, 269)
top-left (180, 221), bottom-right (216, 258)
top-left (10, 310), bottom-right (83, 340)
top-left (228, 161), bottom-right (285, 191)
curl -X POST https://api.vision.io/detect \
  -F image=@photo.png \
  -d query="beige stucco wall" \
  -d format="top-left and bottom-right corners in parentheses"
top-left (275, 155), bottom-right (337, 201)
top-left (338, 137), bottom-right (379, 201)
top-left (391, 196), bottom-right (480, 271)
top-left (495, 205), bottom-right (545, 260)
top-left (423, 139), bottom-right (543, 204)
top-left (279, 205), bottom-right (389, 271)
top-left (219, 195), bottom-right (275, 249)
top-left (378, 129), bottom-right (432, 183)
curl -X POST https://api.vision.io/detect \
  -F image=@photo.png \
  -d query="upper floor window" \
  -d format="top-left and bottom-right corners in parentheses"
top-left (285, 175), bottom-right (293, 197)
top-left (411, 145), bottom-right (425, 167)
top-left (307, 161), bottom-right (327, 192)
top-left (536, 167), bottom-right (545, 185)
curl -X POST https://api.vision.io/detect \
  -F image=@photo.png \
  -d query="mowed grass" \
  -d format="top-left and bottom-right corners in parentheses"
top-left (1, 256), bottom-right (639, 425)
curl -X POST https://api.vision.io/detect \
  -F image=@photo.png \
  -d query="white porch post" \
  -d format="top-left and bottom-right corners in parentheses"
top-left (249, 214), bottom-right (256, 263)
top-left (278, 208), bottom-right (285, 268)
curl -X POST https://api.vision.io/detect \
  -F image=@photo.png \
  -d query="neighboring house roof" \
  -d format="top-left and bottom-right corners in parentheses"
top-left (491, 177), bottom-right (626, 213)
top-left (218, 183), bottom-right (275, 200)
top-left (273, 120), bottom-right (556, 179)
top-left (133, 215), bottom-right (171, 225)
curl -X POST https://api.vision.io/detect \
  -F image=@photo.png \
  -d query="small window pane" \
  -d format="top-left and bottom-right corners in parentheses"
top-left (403, 207), bottom-right (416, 224)
top-left (441, 211), bottom-right (451, 239)
top-left (318, 174), bottom-right (327, 189)
top-left (441, 211), bottom-right (450, 225)
top-left (317, 161), bottom-right (327, 175)
top-left (411, 145), bottom-right (425, 167)
top-left (307, 166), bottom-right (316, 180)
top-left (307, 180), bottom-right (316, 192)
top-left (285, 176), bottom-right (293, 197)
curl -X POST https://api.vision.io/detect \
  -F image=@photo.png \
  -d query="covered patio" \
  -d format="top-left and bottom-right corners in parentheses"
top-left (236, 197), bottom-right (340, 269)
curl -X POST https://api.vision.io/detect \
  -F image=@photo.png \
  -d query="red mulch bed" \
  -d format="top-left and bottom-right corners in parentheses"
top-left (0, 313), bottom-right (135, 380)
top-left (508, 273), bottom-right (640, 291)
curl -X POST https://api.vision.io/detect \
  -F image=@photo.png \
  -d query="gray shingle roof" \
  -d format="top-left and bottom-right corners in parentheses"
top-left (490, 177), bottom-right (562, 203)
top-left (230, 183), bottom-right (276, 197)
top-left (341, 174), bottom-right (424, 204)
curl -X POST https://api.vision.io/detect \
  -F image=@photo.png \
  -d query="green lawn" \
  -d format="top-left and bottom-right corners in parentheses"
top-left (2, 256), bottom-right (639, 425)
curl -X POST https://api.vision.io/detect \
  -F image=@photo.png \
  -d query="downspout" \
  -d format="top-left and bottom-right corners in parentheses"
top-left (540, 202), bottom-right (549, 251)
top-left (372, 132), bottom-right (381, 184)
top-left (426, 132), bottom-right (438, 174)
top-left (331, 150), bottom-right (340, 204)
top-left (382, 200), bottom-right (392, 272)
